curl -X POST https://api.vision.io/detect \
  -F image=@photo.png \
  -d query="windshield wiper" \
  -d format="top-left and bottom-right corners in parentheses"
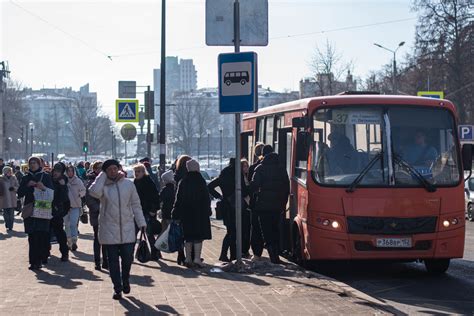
top-left (346, 151), bottom-right (384, 193)
top-left (392, 153), bottom-right (437, 192)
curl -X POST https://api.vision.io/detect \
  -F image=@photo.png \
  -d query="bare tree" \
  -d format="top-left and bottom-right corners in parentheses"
top-left (310, 40), bottom-right (353, 95)
top-left (412, 0), bottom-right (473, 122)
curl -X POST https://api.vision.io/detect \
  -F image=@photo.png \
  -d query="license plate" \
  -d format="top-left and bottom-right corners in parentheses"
top-left (376, 237), bottom-right (412, 248)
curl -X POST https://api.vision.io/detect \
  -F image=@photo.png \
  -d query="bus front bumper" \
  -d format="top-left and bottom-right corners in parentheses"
top-left (304, 224), bottom-right (465, 260)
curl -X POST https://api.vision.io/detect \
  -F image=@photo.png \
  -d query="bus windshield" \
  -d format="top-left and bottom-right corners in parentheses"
top-left (312, 106), bottom-right (461, 188)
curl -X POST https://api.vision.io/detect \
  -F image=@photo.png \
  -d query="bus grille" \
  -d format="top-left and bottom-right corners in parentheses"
top-left (347, 216), bottom-right (437, 235)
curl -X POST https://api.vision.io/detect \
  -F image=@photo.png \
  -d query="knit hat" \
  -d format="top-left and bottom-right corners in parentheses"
top-left (102, 159), bottom-right (120, 172)
top-left (186, 159), bottom-right (200, 173)
top-left (161, 170), bottom-right (175, 185)
top-left (262, 144), bottom-right (273, 156)
top-left (2, 166), bottom-right (12, 176)
top-left (28, 156), bottom-right (41, 166)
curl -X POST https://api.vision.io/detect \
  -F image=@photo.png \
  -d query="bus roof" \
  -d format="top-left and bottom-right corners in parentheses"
top-left (243, 95), bottom-right (457, 120)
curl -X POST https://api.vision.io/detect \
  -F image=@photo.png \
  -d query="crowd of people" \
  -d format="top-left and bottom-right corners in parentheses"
top-left (0, 145), bottom-right (290, 300)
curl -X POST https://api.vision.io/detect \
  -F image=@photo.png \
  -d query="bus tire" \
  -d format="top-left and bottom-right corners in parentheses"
top-left (292, 224), bottom-right (307, 268)
top-left (467, 203), bottom-right (473, 222)
top-left (240, 79), bottom-right (246, 85)
top-left (225, 80), bottom-right (231, 86)
top-left (424, 259), bottom-right (450, 275)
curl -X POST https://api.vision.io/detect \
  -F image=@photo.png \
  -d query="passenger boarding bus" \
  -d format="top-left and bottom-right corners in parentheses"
top-left (242, 92), bottom-right (473, 274)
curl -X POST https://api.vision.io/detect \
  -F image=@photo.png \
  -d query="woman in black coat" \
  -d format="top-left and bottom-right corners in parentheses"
top-left (18, 157), bottom-right (54, 270)
top-left (172, 159), bottom-right (211, 268)
top-left (133, 163), bottom-right (161, 260)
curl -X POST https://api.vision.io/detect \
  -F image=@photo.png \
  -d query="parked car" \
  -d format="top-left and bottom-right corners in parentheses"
top-left (465, 177), bottom-right (474, 222)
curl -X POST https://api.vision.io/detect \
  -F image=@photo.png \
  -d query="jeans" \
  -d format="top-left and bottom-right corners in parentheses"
top-left (28, 231), bottom-right (50, 265)
top-left (49, 216), bottom-right (69, 257)
top-left (64, 207), bottom-right (81, 240)
top-left (105, 243), bottom-right (135, 293)
top-left (3, 208), bottom-right (15, 230)
top-left (93, 225), bottom-right (108, 266)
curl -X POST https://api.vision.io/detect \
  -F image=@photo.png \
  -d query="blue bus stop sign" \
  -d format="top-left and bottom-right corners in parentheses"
top-left (218, 52), bottom-right (258, 113)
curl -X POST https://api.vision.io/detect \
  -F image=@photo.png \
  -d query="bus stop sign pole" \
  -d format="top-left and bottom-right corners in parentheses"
top-left (233, 0), bottom-right (243, 263)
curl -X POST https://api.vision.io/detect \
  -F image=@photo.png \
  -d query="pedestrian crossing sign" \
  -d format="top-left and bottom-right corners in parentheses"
top-left (116, 99), bottom-right (139, 122)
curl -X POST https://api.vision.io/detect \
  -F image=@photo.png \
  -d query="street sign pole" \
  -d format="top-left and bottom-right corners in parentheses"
top-left (146, 85), bottom-right (152, 158)
top-left (233, 0), bottom-right (242, 263)
top-left (159, 0), bottom-right (167, 174)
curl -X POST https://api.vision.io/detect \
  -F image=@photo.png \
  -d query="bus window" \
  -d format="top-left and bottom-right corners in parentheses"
top-left (295, 127), bottom-right (308, 182)
top-left (266, 116), bottom-right (274, 147)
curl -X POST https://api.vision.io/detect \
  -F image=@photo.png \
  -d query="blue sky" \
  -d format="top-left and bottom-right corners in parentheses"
top-left (1, 0), bottom-right (416, 117)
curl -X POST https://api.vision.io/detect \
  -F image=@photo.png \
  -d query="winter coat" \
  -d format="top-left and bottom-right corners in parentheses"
top-left (89, 172), bottom-right (146, 245)
top-left (144, 163), bottom-right (160, 191)
top-left (250, 153), bottom-right (290, 213)
top-left (76, 166), bottom-right (86, 180)
top-left (134, 175), bottom-right (160, 215)
top-left (18, 169), bottom-right (54, 234)
top-left (248, 158), bottom-right (263, 210)
top-left (67, 175), bottom-right (86, 208)
top-left (159, 183), bottom-right (175, 220)
top-left (52, 175), bottom-right (70, 218)
top-left (0, 175), bottom-right (19, 209)
top-left (172, 171), bottom-right (212, 242)
top-left (85, 171), bottom-right (101, 226)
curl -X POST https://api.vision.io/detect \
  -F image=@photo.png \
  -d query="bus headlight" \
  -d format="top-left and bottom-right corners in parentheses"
top-left (331, 221), bottom-right (340, 229)
top-left (451, 218), bottom-right (459, 225)
top-left (322, 219), bottom-right (330, 226)
top-left (443, 220), bottom-right (450, 228)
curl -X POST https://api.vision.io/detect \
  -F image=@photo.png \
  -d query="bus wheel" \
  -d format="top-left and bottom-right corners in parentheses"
top-left (240, 79), bottom-right (246, 85)
top-left (468, 204), bottom-right (473, 222)
top-left (424, 259), bottom-right (450, 275)
top-left (225, 80), bottom-right (231, 86)
top-left (292, 226), bottom-right (307, 268)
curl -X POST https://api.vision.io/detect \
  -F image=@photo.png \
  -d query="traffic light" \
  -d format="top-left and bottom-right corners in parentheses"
top-left (83, 141), bottom-right (89, 153)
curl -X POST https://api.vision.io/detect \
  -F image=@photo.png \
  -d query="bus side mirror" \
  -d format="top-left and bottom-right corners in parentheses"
top-left (296, 131), bottom-right (310, 161)
top-left (462, 144), bottom-right (473, 171)
top-left (292, 117), bottom-right (307, 128)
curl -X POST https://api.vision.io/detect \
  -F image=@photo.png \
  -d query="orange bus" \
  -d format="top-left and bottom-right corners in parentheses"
top-left (242, 93), bottom-right (473, 274)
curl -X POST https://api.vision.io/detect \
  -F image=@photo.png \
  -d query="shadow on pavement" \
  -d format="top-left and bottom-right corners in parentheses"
top-left (145, 259), bottom-right (270, 286)
top-left (33, 255), bottom-right (103, 289)
top-left (71, 249), bottom-right (95, 262)
top-left (311, 259), bottom-right (474, 315)
top-left (119, 296), bottom-right (179, 315)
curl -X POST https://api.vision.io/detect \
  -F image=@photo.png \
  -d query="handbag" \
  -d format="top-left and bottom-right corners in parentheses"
top-left (80, 210), bottom-right (89, 224)
top-left (168, 221), bottom-right (184, 253)
top-left (149, 217), bottom-right (162, 235)
top-left (135, 231), bottom-right (151, 263)
top-left (21, 203), bottom-right (34, 219)
top-left (32, 187), bottom-right (54, 219)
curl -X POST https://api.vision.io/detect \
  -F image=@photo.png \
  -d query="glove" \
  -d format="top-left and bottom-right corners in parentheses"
top-left (9, 187), bottom-right (15, 191)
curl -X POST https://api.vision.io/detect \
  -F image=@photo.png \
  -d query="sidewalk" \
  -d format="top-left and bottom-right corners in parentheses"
top-left (0, 217), bottom-right (387, 315)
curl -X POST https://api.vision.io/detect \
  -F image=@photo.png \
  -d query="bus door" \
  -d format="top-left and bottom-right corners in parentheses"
top-left (277, 128), bottom-right (293, 252)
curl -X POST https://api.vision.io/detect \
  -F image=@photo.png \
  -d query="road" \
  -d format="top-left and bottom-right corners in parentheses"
top-left (311, 221), bottom-right (474, 315)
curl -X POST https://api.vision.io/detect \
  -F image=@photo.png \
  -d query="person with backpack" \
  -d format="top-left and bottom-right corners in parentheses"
top-left (250, 145), bottom-right (290, 264)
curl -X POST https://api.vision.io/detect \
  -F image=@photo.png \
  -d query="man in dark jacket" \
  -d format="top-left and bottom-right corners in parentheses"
top-left (248, 143), bottom-right (265, 260)
top-left (139, 157), bottom-right (160, 191)
top-left (250, 145), bottom-right (290, 264)
top-left (86, 161), bottom-right (108, 270)
top-left (48, 162), bottom-right (71, 262)
top-left (208, 158), bottom-right (250, 262)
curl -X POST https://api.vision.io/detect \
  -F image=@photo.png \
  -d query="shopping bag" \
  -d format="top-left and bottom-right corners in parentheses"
top-left (154, 224), bottom-right (171, 253)
top-left (31, 187), bottom-right (54, 219)
top-left (168, 221), bottom-right (184, 253)
top-left (135, 232), bottom-right (151, 263)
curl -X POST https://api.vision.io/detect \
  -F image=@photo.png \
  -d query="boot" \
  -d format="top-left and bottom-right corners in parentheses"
top-left (193, 242), bottom-right (204, 268)
top-left (184, 242), bottom-right (193, 267)
top-left (269, 246), bottom-right (281, 264)
top-left (71, 236), bottom-right (78, 251)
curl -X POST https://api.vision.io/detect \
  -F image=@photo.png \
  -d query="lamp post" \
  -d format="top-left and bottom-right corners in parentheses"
top-left (374, 41), bottom-right (405, 94)
top-left (207, 129), bottom-right (210, 168)
top-left (219, 126), bottom-right (223, 171)
top-left (29, 122), bottom-right (34, 156)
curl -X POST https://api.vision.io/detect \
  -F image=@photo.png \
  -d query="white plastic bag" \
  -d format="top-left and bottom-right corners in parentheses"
top-left (32, 187), bottom-right (54, 219)
top-left (154, 224), bottom-right (171, 252)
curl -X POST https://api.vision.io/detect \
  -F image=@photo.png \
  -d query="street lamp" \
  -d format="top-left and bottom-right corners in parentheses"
top-left (207, 129), bottom-right (210, 168)
top-left (29, 122), bottom-right (34, 156)
top-left (374, 41), bottom-right (405, 94)
top-left (219, 126), bottom-right (223, 171)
